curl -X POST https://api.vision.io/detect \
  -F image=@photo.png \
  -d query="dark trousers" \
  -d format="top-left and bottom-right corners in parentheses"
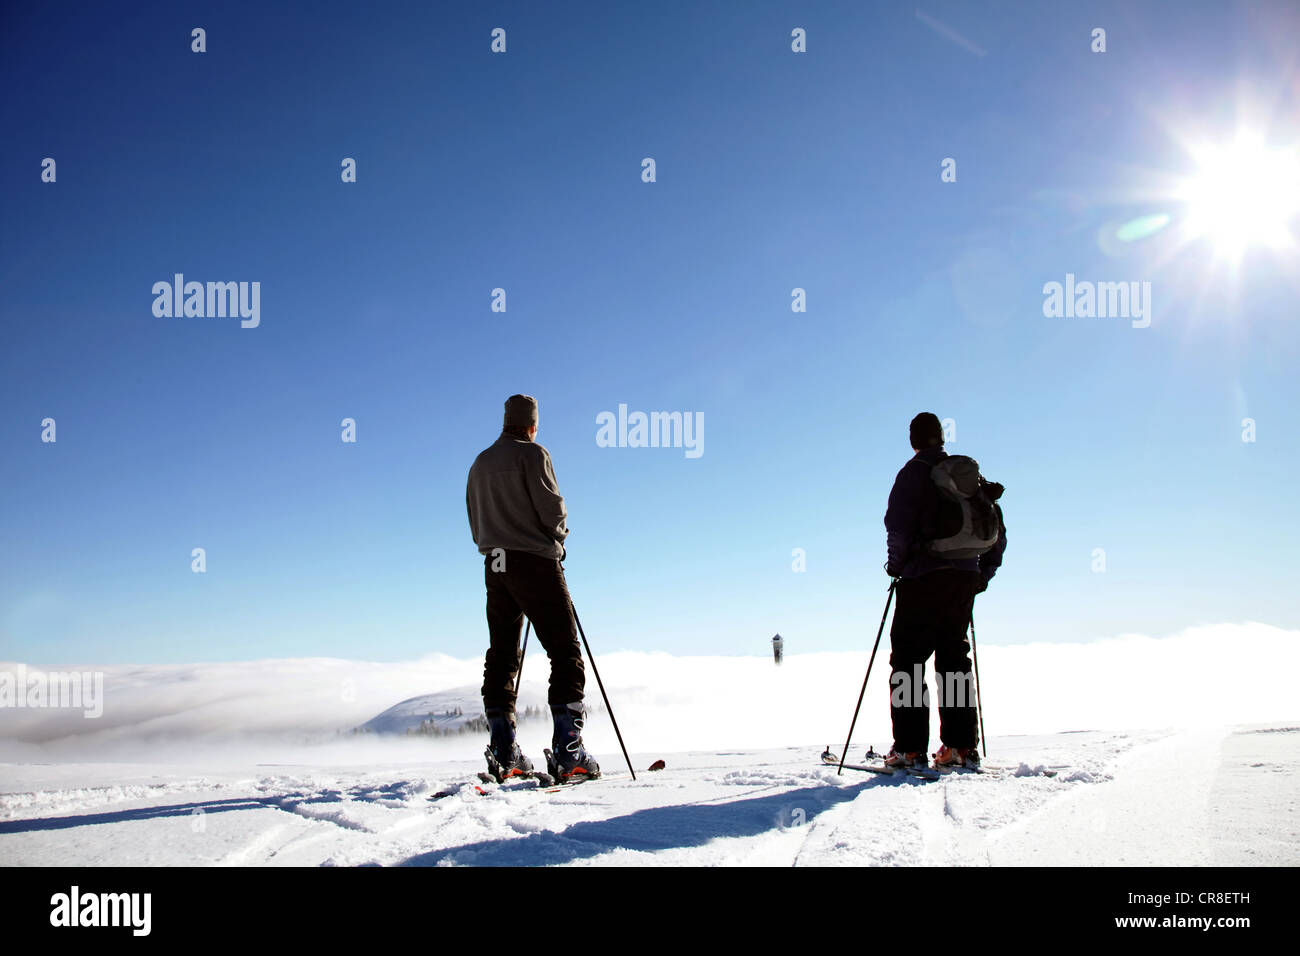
top-left (888, 569), bottom-right (980, 753)
top-left (482, 550), bottom-right (585, 712)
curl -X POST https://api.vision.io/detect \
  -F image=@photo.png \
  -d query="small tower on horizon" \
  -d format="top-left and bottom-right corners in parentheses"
top-left (772, 633), bottom-right (784, 665)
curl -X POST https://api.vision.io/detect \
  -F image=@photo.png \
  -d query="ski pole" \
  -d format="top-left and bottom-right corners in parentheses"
top-left (970, 614), bottom-right (987, 758)
top-left (570, 603), bottom-right (636, 781)
top-left (513, 619), bottom-right (531, 697)
top-left (837, 579), bottom-right (897, 775)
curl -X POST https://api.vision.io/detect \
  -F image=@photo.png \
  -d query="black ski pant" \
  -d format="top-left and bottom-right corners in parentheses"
top-left (887, 568), bottom-right (980, 754)
top-left (482, 550), bottom-right (585, 713)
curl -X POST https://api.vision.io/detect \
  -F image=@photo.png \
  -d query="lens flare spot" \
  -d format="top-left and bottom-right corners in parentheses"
top-left (1115, 213), bottom-right (1171, 242)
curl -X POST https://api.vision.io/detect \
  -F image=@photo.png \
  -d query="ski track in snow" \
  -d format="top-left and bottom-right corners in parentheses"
top-left (1, 727), bottom-right (1295, 866)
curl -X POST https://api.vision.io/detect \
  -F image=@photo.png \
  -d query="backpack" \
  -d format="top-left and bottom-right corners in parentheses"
top-left (923, 455), bottom-right (1003, 559)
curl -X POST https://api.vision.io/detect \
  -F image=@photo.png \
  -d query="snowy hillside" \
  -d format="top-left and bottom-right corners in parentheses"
top-left (355, 687), bottom-right (546, 736)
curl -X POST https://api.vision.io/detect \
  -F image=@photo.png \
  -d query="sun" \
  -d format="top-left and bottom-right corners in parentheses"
top-left (1176, 135), bottom-right (1300, 259)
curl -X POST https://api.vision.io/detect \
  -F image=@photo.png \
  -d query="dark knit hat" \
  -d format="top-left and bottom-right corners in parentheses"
top-left (909, 412), bottom-right (944, 449)
top-left (504, 394), bottom-right (539, 429)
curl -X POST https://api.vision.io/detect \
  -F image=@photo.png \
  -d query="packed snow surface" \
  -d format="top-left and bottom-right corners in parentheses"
top-left (3, 623), bottom-right (1297, 865)
top-left (1, 727), bottom-right (1295, 866)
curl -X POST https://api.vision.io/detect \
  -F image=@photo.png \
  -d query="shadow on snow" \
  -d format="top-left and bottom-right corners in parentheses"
top-left (397, 778), bottom-right (901, 866)
top-left (0, 774), bottom-right (918, 865)
top-left (0, 780), bottom-right (426, 835)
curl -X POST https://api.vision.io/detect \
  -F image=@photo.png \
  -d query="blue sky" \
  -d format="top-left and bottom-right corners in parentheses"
top-left (2, 1), bottom-right (1298, 666)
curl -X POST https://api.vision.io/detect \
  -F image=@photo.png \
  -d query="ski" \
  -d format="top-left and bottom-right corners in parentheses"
top-left (431, 751), bottom-right (613, 801)
top-left (430, 773), bottom-right (556, 801)
top-left (823, 747), bottom-right (935, 777)
top-left (835, 761), bottom-right (1059, 780)
top-left (839, 761), bottom-right (941, 780)
top-left (821, 748), bottom-right (1058, 779)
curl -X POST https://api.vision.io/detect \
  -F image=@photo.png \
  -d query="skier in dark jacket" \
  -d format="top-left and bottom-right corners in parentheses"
top-left (466, 395), bottom-right (599, 782)
top-left (882, 412), bottom-right (1006, 770)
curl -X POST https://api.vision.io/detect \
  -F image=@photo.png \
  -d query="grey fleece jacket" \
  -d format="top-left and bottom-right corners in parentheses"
top-left (466, 433), bottom-right (568, 559)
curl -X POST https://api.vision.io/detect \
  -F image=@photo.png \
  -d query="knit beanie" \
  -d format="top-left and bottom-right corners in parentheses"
top-left (909, 412), bottom-right (944, 449)
top-left (504, 394), bottom-right (539, 429)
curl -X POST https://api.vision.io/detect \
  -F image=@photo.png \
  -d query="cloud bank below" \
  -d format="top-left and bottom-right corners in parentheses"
top-left (1, 622), bottom-right (1295, 766)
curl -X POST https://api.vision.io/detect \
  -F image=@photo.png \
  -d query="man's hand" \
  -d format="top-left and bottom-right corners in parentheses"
top-left (884, 561), bottom-right (902, 579)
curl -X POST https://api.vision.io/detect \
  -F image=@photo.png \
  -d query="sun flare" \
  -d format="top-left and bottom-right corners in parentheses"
top-left (1177, 135), bottom-right (1300, 258)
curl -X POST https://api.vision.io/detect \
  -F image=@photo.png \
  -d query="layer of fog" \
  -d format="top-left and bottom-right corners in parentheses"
top-left (1, 622), bottom-right (1295, 767)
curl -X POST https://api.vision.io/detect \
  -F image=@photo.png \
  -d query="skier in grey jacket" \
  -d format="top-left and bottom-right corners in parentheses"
top-left (466, 395), bottom-right (599, 782)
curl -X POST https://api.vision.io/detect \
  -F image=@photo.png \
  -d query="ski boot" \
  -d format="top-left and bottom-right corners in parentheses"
top-left (883, 748), bottom-right (928, 770)
top-left (932, 744), bottom-right (981, 770)
top-left (483, 708), bottom-right (534, 783)
top-left (544, 701), bottom-right (601, 783)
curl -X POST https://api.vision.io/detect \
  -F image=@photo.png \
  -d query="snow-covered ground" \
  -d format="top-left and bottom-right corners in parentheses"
top-left (1, 726), bottom-right (1295, 866)
top-left (2, 622), bottom-right (1297, 866)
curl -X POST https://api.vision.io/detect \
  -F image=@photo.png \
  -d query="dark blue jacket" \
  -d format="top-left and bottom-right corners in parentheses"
top-left (884, 446), bottom-right (1007, 582)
